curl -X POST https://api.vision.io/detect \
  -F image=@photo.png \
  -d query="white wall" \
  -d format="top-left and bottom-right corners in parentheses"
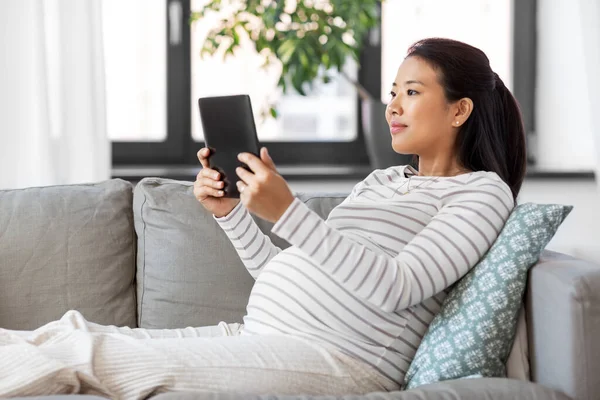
top-left (578, 0), bottom-right (600, 180)
top-left (528, 0), bottom-right (600, 262)
top-left (518, 179), bottom-right (600, 264)
top-left (535, 0), bottom-right (597, 171)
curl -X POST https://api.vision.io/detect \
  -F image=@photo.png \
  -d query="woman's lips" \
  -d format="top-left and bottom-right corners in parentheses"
top-left (390, 124), bottom-right (407, 134)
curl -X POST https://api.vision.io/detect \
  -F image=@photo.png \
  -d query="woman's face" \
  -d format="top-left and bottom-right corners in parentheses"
top-left (385, 56), bottom-right (458, 157)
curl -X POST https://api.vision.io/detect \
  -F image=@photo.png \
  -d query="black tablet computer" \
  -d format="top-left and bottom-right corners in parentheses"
top-left (197, 94), bottom-right (261, 198)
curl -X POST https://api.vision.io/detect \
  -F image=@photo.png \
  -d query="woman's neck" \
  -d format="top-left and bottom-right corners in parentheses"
top-left (417, 159), bottom-right (471, 177)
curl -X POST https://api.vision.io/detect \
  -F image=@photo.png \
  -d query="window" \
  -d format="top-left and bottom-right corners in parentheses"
top-left (105, 0), bottom-right (189, 166)
top-left (106, 0), bottom-right (536, 176)
top-left (103, 0), bottom-right (167, 142)
top-left (190, 0), bottom-right (359, 143)
top-left (107, 0), bottom-right (370, 174)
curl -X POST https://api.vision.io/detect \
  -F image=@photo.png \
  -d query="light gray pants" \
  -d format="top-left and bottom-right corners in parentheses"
top-left (0, 310), bottom-right (397, 399)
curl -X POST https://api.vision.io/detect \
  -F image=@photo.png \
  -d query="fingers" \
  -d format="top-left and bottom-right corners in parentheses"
top-left (194, 159), bottom-right (226, 200)
top-left (196, 186), bottom-right (225, 199)
top-left (201, 177), bottom-right (224, 190)
top-left (260, 147), bottom-right (277, 171)
top-left (236, 180), bottom-right (247, 194)
top-left (196, 147), bottom-right (211, 168)
top-left (237, 152), bottom-right (267, 175)
top-left (236, 150), bottom-right (276, 191)
top-left (235, 165), bottom-right (255, 185)
top-left (196, 167), bottom-right (220, 181)
top-left (193, 179), bottom-right (225, 199)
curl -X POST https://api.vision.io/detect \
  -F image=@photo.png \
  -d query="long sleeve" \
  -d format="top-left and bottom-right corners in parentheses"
top-left (271, 183), bottom-right (514, 313)
top-left (214, 201), bottom-right (282, 279)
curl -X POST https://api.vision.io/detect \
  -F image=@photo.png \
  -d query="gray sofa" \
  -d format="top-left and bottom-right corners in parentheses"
top-left (0, 178), bottom-right (598, 400)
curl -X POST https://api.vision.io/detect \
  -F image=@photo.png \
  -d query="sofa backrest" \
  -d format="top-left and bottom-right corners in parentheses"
top-left (133, 177), bottom-right (349, 328)
top-left (0, 177), bottom-right (354, 331)
top-left (3, 177), bottom-right (598, 399)
top-left (0, 179), bottom-right (137, 330)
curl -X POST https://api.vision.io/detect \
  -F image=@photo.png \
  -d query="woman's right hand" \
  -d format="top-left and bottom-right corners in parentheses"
top-left (193, 147), bottom-right (240, 218)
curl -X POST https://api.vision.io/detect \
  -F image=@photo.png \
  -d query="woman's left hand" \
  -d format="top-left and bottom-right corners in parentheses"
top-left (236, 147), bottom-right (295, 224)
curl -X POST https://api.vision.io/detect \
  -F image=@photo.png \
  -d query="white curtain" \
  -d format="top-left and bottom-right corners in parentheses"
top-left (0, 0), bottom-right (109, 190)
top-left (578, 0), bottom-right (600, 187)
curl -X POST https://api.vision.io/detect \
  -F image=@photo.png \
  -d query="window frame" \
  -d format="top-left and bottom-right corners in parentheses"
top-left (111, 0), bottom-right (537, 175)
top-left (112, 0), bottom-right (371, 169)
top-left (512, 0), bottom-right (537, 165)
top-left (111, 0), bottom-right (190, 166)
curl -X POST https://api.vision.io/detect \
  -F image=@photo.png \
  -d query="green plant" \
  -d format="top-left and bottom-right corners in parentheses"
top-left (190, 0), bottom-right (380, 117)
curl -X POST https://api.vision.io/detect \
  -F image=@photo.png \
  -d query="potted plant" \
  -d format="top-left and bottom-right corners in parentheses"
top-left (191, 0), bottom-right (411, 169)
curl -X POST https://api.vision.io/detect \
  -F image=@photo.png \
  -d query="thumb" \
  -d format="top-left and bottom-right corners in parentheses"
top-left (261, 147), bottom-right (277, 171)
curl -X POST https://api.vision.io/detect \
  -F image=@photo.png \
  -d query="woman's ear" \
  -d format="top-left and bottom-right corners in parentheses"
top-left (452, 97), bottom-right (473, 128)
top-left (453, 97), bottom-right (474, 126)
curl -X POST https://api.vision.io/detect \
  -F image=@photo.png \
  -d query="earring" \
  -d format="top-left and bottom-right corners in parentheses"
top-left (455, 121), bottom-right (460, 125)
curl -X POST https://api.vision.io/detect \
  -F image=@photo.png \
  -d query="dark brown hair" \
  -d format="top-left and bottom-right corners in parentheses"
top-left (406, 38), bottom-right (527, 202)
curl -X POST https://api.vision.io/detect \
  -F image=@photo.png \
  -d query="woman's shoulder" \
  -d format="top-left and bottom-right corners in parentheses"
top-left (463, 170), bottom-right (512, 195)
top-left (446, 170), bottom-right (514, 213)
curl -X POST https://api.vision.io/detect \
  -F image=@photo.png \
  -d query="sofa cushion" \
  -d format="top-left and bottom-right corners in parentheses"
top-left (132, 177), bottom-right (349, 329)
top-left (133, 178), bottom-right (255, 328)
top-left (152, 378), bottom-right (571, 400)
top-left (403, 203), bottom-right (573, 389)
top-left (0, 179), bottom-right (137, 330)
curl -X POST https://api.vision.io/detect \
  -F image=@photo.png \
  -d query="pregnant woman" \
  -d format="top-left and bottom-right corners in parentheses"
top-left (0, 37), bottom-right (525, 399)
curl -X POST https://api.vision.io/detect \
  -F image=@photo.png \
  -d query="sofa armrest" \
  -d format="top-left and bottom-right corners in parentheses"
top-left (527, 250), bottom-right (600, 400)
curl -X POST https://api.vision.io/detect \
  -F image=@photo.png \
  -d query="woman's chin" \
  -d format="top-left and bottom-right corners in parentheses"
top-left (391, 140), bottom-right (414, 155)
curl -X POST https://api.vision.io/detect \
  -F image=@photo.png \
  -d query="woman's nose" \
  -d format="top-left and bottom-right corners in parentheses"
top-left (388, 98), bottom-right (402, 115)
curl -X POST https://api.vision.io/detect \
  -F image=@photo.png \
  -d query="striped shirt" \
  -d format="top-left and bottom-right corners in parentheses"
top-left (214, 164), bottom-right (514, 386)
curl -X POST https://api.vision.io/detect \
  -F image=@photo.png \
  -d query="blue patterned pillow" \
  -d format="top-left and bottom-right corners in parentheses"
top-left (403, 203), bottom-right (573, 389)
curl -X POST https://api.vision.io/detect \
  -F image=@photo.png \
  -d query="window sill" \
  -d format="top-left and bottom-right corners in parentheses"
top-left (112, 165), bottom-right (596, 183)
top-left (112, 164), bottom-right (373, 182)
top-left (525, 168), bottom-right (595, 179)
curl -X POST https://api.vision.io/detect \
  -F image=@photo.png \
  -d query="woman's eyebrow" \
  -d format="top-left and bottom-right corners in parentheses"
top-left (392, 80), bottom-right (426, 87)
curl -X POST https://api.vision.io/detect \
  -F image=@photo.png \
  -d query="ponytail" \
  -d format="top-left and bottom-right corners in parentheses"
top-left (491, 74), bottom-right (527, 202)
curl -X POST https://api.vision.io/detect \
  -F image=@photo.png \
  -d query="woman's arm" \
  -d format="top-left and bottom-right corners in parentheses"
top-left (214, 201), bottom-right (282, 279)
top-left (271, 181), bottom-right (514, 312)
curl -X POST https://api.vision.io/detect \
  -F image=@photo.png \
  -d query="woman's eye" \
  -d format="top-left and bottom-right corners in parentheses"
top-left (407, 89), bottom-right (418, 96)
top-left (389, 91), bottom-right (397, 99)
